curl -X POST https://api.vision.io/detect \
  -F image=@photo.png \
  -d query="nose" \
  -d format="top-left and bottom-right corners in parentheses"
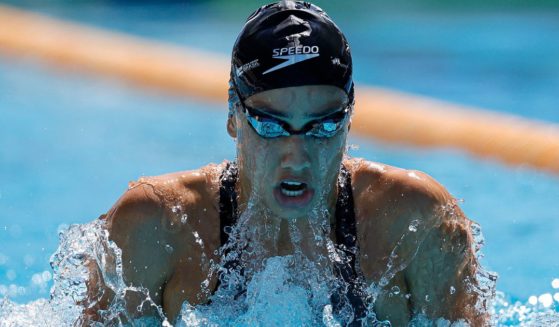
top-left (280, 135), bottom-right (311, 172)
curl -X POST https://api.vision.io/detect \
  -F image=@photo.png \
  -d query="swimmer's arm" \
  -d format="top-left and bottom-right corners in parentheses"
top-left (355, 165), bottom-right (487, 325)
top-left (404, 186), bottom-right (487, 325)
top-left (80, 184), bottom-right (176, 324)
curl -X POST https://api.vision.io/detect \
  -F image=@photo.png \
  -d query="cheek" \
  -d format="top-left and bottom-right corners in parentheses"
top-left (312, 132), bottom-right (348, 189)
top-left (236, 124), bottom-right (278, 180)
top-left (314, 131), bottom-right (347, 164)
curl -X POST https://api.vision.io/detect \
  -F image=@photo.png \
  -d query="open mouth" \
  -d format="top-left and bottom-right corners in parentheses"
top-left (274, 179), bottom-right (314, 209)
top-left (280, 180), bottom-right (308, 197)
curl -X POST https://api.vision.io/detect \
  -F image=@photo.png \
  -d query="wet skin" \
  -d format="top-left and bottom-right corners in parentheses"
top-left (83, 86), bottom-right (485, 326)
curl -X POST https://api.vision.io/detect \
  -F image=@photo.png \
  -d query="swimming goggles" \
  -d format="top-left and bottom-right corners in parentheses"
top-left (241, 105), bottom-right (350, 139)
top-left (236, 95), bottom-right (351, 139)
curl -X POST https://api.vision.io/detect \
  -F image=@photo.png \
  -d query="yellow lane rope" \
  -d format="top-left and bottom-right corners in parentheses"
top-left (354, 90), bottom-right (559, 172)
top-left (0, 5), bottom-right (230, 100)
top-left (1, 5), bottom-right (558, 174)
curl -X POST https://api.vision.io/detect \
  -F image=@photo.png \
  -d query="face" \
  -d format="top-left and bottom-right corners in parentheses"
top-left (228, 85), bottom-right (350, 220)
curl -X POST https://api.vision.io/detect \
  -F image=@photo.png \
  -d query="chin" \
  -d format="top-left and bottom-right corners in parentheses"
top-left (263, 188), bottom-right (319, 220)
top-left (276, 208), bottom-right (310, 220)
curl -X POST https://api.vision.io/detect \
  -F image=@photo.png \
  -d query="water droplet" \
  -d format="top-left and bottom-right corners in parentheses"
top-left (538, 293), bottom-right (553, 307)
top-left (391, 286), bottom-right (400, 295)
top-left (348, 144), bottom-right (359, 151)
top-left (405, 293), bottom-right (411, 299)
top-left (379, 277), bottom-right (389, 288)
top-left (165, 244), bottom-right (174, 254)
top-left (41, 271), bottom-right (51, 281)
top-left (56, 224), bottom-right (69, 236)
top-left (450, 286), bottom-right (456, 294)
top-left (408, 219), bottom-right (420, 232)
top-left (181, 214), bottom-right (188, 224)
top-left (425, 294), bottom-right (430, 302)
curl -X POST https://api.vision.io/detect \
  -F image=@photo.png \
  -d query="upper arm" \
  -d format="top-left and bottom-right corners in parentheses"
top-left (402, 177), bottom-right (485, 325)
top-left (80, 169), bottom-right (219, 324)
top-left (354, 165), bottom-right (449, 282)
top-left (104, 183), bottom-right (177, 314)
top-left (353, 162), bottom-right (484, 324)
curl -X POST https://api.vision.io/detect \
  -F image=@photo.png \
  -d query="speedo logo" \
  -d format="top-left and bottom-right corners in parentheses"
top-left (263, 45), bottom-right (320, 75)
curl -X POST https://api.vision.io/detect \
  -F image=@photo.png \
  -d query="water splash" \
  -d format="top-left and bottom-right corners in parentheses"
top-left (1, 215), bottom-right (558, 326)
top-left (177, 255), bottom-right (359, 326)
top-left (469, 221), bottom-right (499, 315)
top-left (0, 219), bottom-right (173, 326)
top-left (0, 162), bottom-right (557, 326)
top-left (491, 291), bottom-right (559, 326)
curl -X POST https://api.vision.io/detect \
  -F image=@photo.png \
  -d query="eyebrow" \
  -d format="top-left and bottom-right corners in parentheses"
top-left (307, 105), bottom-right (346, 119)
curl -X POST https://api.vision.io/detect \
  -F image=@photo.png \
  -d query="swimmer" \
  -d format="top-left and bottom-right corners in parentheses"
top-left (82, 1), bottom-right (486, 325)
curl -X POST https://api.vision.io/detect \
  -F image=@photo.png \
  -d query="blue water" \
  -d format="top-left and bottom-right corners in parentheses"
top-left (1, 0), bottom-right (558, 322)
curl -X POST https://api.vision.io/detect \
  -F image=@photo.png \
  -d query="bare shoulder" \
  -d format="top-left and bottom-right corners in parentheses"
top-left (344, 158), bottom-right (464, 280)
top-left (101, 162), bottom-right (227, 281)
top-left (105, 162), bottom-right (224, 241)
top-left (346, 156), bottom-right (467, 249)
top-left (346, 157), bottom-right (451, 210)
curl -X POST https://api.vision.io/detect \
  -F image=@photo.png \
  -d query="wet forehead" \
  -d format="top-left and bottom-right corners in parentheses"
top-left (245, 85), bottom-right (348, 119)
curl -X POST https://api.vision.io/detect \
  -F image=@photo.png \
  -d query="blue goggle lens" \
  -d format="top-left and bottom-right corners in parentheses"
top-left (243, 106), bottom-right (349, 139)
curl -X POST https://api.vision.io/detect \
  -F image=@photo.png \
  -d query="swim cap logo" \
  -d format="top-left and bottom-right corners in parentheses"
top-left (236, 59), bottom-right (260, 77)
top-left (263, 45), bottom-right (320, 75)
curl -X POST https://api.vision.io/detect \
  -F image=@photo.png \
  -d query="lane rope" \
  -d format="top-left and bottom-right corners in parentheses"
top-left (1, 4), bottom-right (558, 174)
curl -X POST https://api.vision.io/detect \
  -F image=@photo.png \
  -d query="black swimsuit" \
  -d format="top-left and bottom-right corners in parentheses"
top-left (215, 161), bottom-right (370, 325)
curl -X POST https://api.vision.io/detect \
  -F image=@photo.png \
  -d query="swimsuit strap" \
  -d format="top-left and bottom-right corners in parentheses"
top-left (219, 161), bottom-right (239, 246)
top-left (211, 161), bottom-right (241, 297)
top-left (332, 163), bottom-right (370, 325)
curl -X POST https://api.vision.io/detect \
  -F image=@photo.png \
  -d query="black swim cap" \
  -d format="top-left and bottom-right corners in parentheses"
top-left (229, 1), bottom-right (353, 110)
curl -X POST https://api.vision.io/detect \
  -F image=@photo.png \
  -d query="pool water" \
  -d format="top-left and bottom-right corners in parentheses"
top-left (1, 1), bottom-right (558, 325)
